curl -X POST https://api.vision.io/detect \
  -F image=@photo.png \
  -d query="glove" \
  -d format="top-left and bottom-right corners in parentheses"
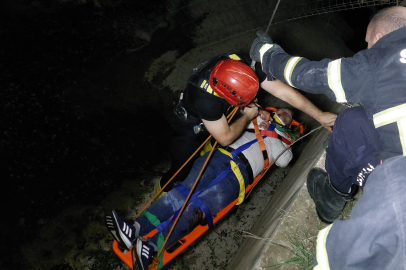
top-left (254, 61), bottom-right (268, 83)
top-left (250, 30), bottom-right (273, 62)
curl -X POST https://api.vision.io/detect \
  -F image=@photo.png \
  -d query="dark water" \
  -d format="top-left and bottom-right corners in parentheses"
top-left (0, 1), bottom-right (193, 268)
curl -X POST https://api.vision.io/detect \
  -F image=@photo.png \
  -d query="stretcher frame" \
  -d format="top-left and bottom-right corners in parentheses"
top-left (112, 107), bottom-right (303, 269)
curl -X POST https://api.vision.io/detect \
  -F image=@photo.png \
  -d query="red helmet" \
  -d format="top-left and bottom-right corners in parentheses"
top-left (209, 60), bottom-right (259, 107)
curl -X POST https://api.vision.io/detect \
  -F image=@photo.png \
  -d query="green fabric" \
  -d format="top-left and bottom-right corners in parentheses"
top-left (141, 211), bottom-right (161, 227)
top-left (275, 125), bottom-right (299, 141)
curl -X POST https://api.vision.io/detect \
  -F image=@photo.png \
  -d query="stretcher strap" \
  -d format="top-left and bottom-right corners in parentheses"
top-left (217, 148), bottom-right (247, 205)
top-left (141, 211), bottom-right (161, 227)
top-left (230, 160), bottom-right (246, 205)
top-left (252, 118), bottom-right (269, 175)
top-left (174, 184), bottom-right (215, 227)
top-left (260, 130), bottom-right (292, 145)
top-left (156, 234), bottom-right (165, 270)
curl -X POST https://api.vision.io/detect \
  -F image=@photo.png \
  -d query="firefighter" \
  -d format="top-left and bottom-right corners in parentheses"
top-left (314, 156), bottom-right (406, 269)
top-left (250, 6), bottom-right (406, 223)
top-left (161, 53), bottom-right (336, 192)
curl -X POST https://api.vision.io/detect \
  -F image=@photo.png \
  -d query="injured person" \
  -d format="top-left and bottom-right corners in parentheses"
top-left (106, 107), bottom-right (297, 270)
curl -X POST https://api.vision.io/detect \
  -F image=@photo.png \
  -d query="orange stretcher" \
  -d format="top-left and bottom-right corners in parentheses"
top-left (112, 107), bottom-right (304, 269)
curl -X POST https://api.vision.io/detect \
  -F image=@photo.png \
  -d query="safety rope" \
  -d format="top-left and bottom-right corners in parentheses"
top-left (135, 107), bottom-right (239, 219)
top-left (154, 106), bottom-right (239, 262)
top-left (246, 120), bottom-right (334, 199)
top-left (265, 0), bottom-right (282, 34)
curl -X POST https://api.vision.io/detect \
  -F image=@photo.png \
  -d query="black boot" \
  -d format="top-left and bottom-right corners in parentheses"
top-left (307, 168), bottom-right (357, 224)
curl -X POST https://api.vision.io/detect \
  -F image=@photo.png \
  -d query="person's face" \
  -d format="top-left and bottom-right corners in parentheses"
top-left (276, 108), bottom-right (293, 126)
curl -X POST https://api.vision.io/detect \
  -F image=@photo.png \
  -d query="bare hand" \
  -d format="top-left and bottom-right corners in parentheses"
top-left (318, 112), bottom-right (337, 132)
top-left (259, 121), bottom-right (271, 129)
top-left (241, 104), bottom-right (259, 121)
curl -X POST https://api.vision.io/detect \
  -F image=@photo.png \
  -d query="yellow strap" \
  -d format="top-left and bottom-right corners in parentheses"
top-left (314, 224), bottom-right (333, 270)
top-left (218, 147), bottom-right (232, 157)
top-left (230, 160), bottom-right (246, 205)
top-left (200, 140), bottom-right (213, 156)
top-left (217, 148), bottom-right (246, 204)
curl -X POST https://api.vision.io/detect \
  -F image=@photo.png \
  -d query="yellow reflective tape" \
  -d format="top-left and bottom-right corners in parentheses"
top-left (210, 85), bottom-right (222, 98)
top-left (284, 57), bottom-right (302, 88)
top-left (200, 79), bottom-right (207, 89)
top-left (259, 44), bottom-right (274, 63)
top-left (230, 160), bottom-right (246, 205)
top-left (229, 54), bottom-right (241, 61)
top-left (327, 59), bottom-right (347, 103)
top-left (217, 148), bottom-right (246, 204)
top-left (373, 103), bottom-right (406, 128)
top-left (314, 224), bottom-right (333, 270)
top-left (398, 119), bottom-right (406, 155)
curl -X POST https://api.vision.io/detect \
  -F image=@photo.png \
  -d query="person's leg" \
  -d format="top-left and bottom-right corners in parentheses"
top-left (308, 107), bottom-right (382, 223)
top-left (107, 151), bottom-right (230, 249)
top-left (133, 151), bottom-right (248, 269)
top-left (151, 151), bottom-right (245, 249)
top-left (326, 107), bottom-right (381, 192)
top-left (153, 151), bottom-right (233, 247)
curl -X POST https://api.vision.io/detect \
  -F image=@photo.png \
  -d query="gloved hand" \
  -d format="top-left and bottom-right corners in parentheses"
top-left (254, 61), bottom-right (267, 83)
top-left (250, 30), bottom-right (273, 62)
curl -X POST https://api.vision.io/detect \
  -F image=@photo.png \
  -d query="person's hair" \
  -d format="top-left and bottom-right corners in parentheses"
top-left (370, 6), bottom-right (406, 35)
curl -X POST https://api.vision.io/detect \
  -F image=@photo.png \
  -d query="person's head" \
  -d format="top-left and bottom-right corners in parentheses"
top-left (259, 108), bottom-right (293, 126)
top-left (209, 60), bottom-right (259, 107)
top-left (274, 108), bottom-right (293, 126)
top-left (366, 6), bottom-right (406, 49)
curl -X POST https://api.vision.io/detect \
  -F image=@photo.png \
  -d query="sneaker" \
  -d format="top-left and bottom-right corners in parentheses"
top-left (105, 210), bottom-right (140, 249)
top-left (132, 238), bottom-right (157, 270)
top-left (307, 168), bottom-right (354, 224)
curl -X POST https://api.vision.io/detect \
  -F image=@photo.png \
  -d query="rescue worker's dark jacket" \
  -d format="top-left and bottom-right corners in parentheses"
top-left (260, 26), bottom-right (406, 160)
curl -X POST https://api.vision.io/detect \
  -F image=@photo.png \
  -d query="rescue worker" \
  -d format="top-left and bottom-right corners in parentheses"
top-left (161, 53), bottom-right (336, 192)
top-left (250, 6), bottom-right (406, 223)
top-left (107, 107), bottom-right (297, 270)
top-left (314, 156), bottom-right (406, 269)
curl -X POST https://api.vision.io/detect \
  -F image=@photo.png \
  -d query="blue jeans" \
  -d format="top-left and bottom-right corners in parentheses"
top-left (136, 150), bottom-right (249, 248)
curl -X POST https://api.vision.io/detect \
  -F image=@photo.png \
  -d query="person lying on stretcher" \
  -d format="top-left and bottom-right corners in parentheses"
top-left (106, 107), bottom-right (297, 270)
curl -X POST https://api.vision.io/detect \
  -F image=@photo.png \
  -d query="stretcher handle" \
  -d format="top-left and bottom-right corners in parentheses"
top-left (112, 240), bottom-right (134, 269)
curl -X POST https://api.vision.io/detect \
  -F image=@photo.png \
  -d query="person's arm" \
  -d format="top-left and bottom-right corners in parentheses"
top-left (269, 138), bottom-right (292, 167)
top-left (259, 44), bottom-right (371, 104)
top-left (202, 104), bottom-right (258, 146)
top-left (261, 79), bottom-right (337, 131)
top-left (251, 31), bottom-right (370, 104)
